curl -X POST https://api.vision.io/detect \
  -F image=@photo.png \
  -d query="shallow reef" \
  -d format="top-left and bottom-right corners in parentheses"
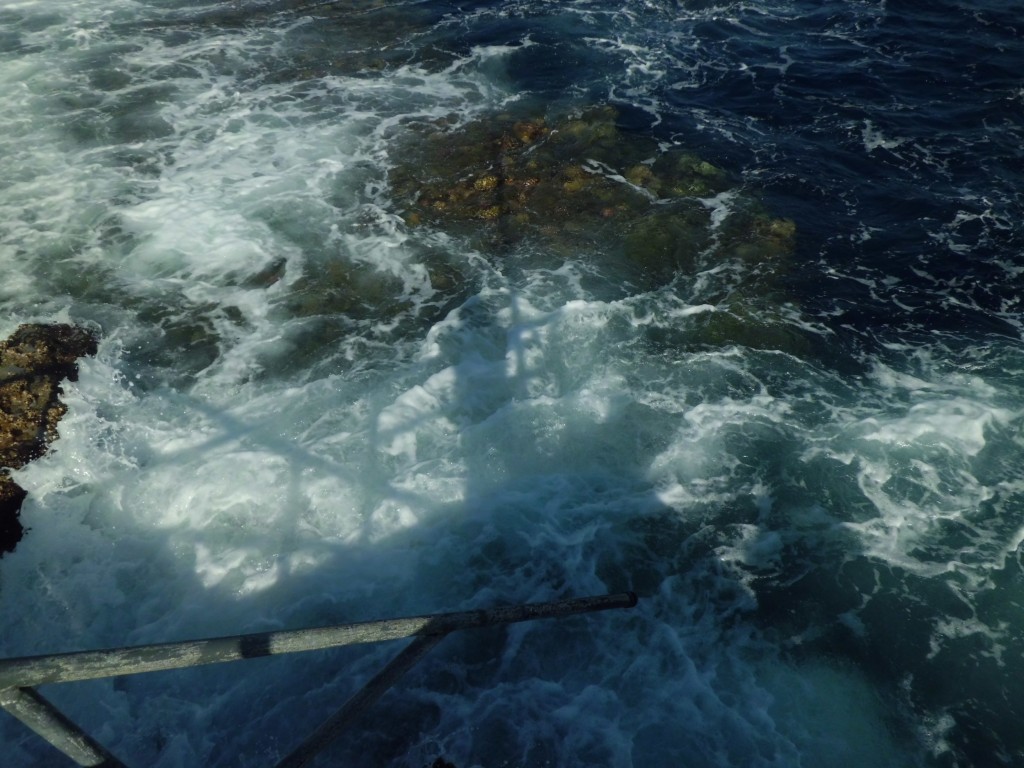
top-left (387, 104), bottom-right (804, 352)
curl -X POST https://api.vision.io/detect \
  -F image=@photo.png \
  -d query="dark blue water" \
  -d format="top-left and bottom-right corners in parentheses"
top-left (1, 1), bottom-right (1022, 766)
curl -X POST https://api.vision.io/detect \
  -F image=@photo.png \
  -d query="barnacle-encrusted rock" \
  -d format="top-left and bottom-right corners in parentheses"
top-left (275, 105), bottom-right (800, 359)
top-left (387, 105), bottom-right (804, 353)
top-left (386, 106), bottom-right (792, 269)
top-left (0, 323), bottom-right (98, 555)
top-left (388, 105), bottom-right (738, 255)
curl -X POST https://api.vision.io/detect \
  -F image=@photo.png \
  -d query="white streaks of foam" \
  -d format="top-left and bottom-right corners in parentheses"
top-left (801, 358), bottom-right (1021, 580)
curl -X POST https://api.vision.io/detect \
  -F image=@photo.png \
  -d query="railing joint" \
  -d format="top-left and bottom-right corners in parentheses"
top-left (0, 592), bottom-right (637, 768)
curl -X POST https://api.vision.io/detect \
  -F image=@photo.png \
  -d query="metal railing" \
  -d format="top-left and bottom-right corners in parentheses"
top-left (0, 591), bottom-right (638, 767)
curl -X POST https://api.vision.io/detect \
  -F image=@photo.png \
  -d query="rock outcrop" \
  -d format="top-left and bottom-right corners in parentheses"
top-left (386, 105), bottom-right (806, 353)
top-left (388, 105), bottom-right (737, 258)
top-left (0, 323), bottom-right (98, 555)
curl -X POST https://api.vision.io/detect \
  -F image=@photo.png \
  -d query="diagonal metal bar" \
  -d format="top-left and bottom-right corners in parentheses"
top-left (274, 632), bottom-right (448, 768)
top-left (0, 592), bottom-right (637, 689)
top-left (0, 686), bottom-right (126, 767)
top-left (0, 592), bottom-right (638, 768)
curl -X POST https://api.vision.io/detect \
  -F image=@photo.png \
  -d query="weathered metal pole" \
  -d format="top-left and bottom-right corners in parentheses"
top-left (0, 686), bottom-right (126, 767)
top-left (274, 633), bottom-right (448, 768)
top-left (0, 592), bottom-right (637, 689)
top-left (273, 592), bottom-right (638, 768)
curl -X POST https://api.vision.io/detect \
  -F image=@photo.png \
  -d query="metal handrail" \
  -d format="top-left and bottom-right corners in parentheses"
top-left (1, 592), bottom-right (637, 767)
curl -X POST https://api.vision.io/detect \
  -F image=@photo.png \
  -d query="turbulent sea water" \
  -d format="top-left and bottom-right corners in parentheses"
top-left (1, 1), bottom-right (1023, 766)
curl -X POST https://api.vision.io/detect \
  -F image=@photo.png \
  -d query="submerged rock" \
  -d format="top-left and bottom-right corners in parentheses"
top-left (388, 105), bottom-right (805, 353)
top-left (263, 105), bottom-right (803, 371)
top-left (389, 105), bottom-right (735, 258)
top-left (0, 323), bottom-right (98, 555)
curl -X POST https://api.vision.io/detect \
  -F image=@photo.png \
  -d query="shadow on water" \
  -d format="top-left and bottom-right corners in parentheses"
top-left (2, 128), bottom-right (937, 768)
top-left (0, 337), bottom-right (717, 766)
top-left (12, 264), bottom-right (1019, 767)
top-left (0, 277), bottom-right (910, 767)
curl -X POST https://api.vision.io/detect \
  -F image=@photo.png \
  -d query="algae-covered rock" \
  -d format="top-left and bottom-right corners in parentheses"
top-left (286, 259), bottom-right (411, 320)
top-left (386, 105), bottom-right (790, 274)
top-left (387, 104), bottom-right (807, 354)
top-left (687, 308), bottom-right (812, 356)
top-left (388, 105), bottom-right (734, 256)
top-left (278, 103), bottom-right (799, 360)
top-left (620, 204), bottom-right (712, 284)
top-left (0, 323), bottom-right (98, 554)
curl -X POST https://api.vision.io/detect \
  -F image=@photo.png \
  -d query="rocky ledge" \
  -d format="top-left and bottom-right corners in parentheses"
top-left (0, 323), bottom-right (98, 555)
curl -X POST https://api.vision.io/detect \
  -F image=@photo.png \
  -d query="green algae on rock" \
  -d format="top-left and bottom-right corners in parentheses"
top-left (0, 323), bottom-right (98, 555)
top-left (387, 105), bottom-right (736, 256)
top-left (387, 105), bottom-right (806, 354)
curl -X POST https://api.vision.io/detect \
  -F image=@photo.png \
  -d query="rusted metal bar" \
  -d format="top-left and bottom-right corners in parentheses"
top-left (0, 592), bottom-right (637, 690)
top-left (274, 633), bottom-right (447, 768)
top-left (0, 686), bottom-right (126, 767)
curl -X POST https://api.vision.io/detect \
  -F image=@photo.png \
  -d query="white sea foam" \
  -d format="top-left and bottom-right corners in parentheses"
top-left (797, 354), bottom-right (1021, 585)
